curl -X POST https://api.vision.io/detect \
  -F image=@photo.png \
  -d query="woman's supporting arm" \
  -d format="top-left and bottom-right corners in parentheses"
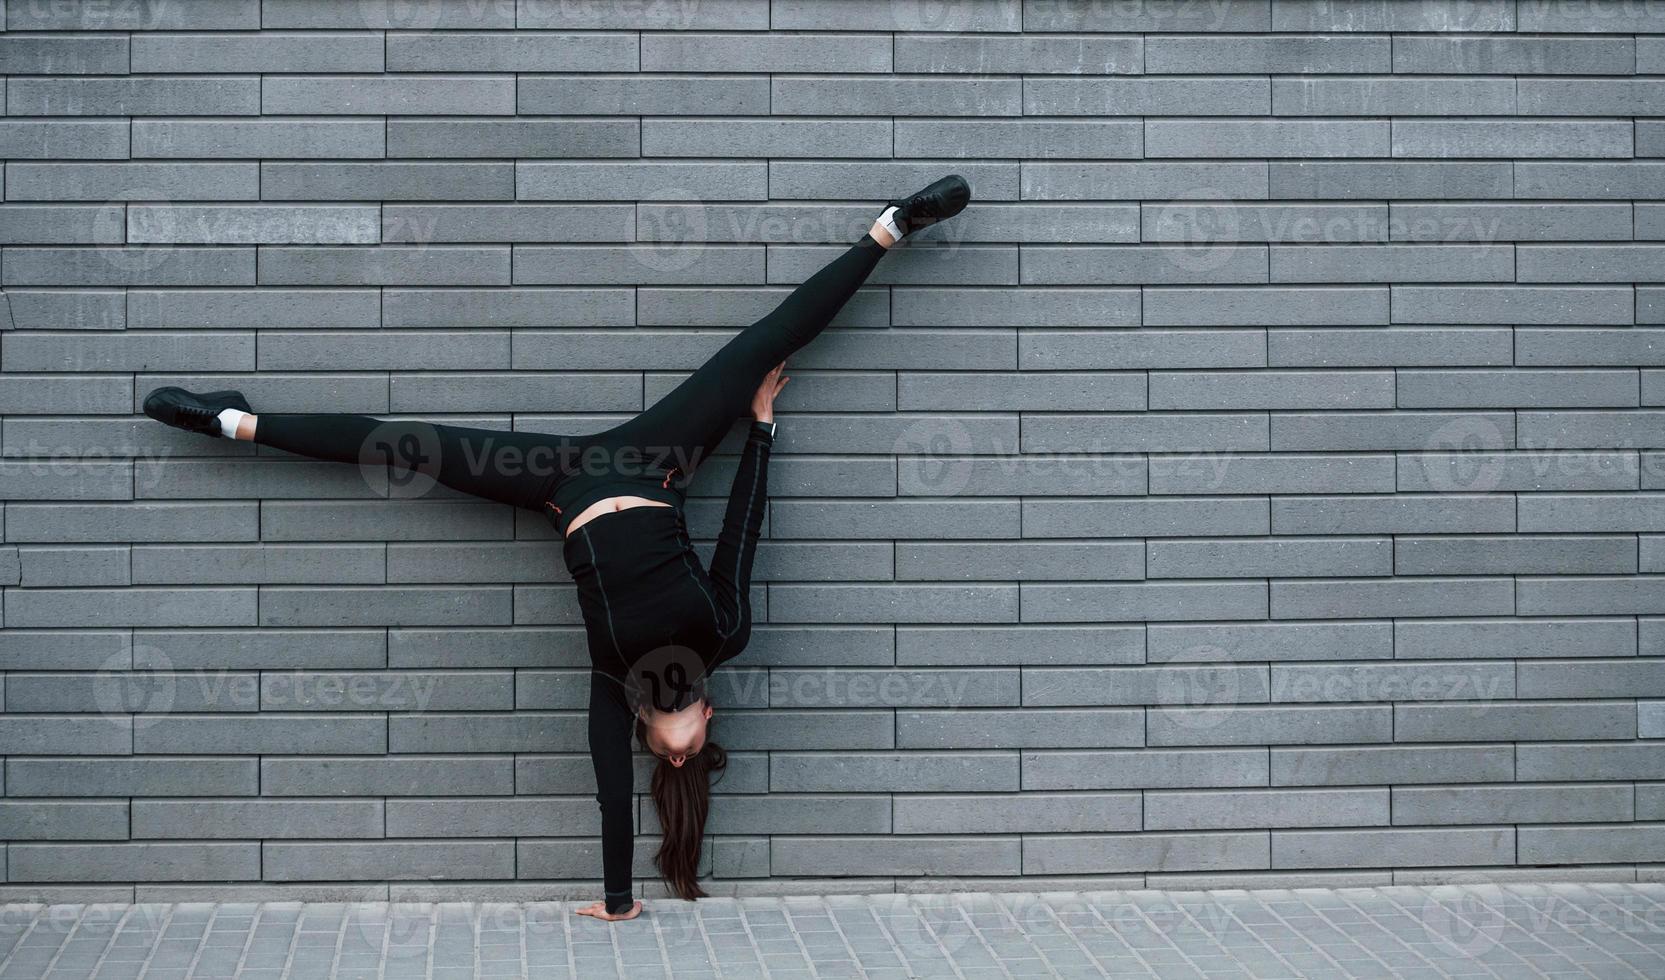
top-left (706, 420), bottom-right (772, 654)
top-left (588, 672), bottom-right (637, 915)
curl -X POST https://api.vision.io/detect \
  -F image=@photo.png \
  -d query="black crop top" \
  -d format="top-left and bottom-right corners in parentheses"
top-left (562, 421), bottom-right (772, 914)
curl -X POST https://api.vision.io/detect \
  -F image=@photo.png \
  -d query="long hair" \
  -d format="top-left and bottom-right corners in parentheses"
top-left (636, 701), bottom-right (727, 902)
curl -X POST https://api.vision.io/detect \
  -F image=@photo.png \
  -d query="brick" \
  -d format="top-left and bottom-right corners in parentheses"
top-left (6, 587), bottom-right (256, 627)
top-left (1395, 120), bottom-right (1632, 159)
top-left (1024, 245), bottom-right (1269, 285)
top-left (774, 0), bottom-right (1019, 30)
top-left (1518, 825), bottom-right (1665, 865)
top-left (1023, 497), bottom-right (1269, 537)
top-left (133, 119), bottom-right (383, 159)
top-left (263, 0), bottom-right (512, 27)
top-left (521, 162), bottom-right (763, 202)
top-left (1271, 411), bottom-right (1513, 451)
top-left (131, 800), bottom-right (382, 839)
top-left (384, 288), bottom-right (632, 328)
top-left (131, 32), bottom-right (383, 72)
top-left (894, 793), bottom-right (1138, 834)
top-left (1394, 785), bottom-right (1633, 825)
top-left (1025, 162), bottom-right (1268, 200)
top-left (1149, 537), bottom-right (1389, 579)
top-left (1273, 828), bottom-right (1512, 869)
top-left (264, 841), bottom-right (512, 881)
top-left (0, 205), bottom-right (124, 244)
top-left (135, 714), bottom-right (385, 754)
top-left (260, 163), bottom-right (512, 201)
top-left (1150, 34), bottom-right (1387, 72)
top-left (769, 583), bottom-right (1018, 623)
top-left (2, 248), bottom-right (254, 287)
top-left (386, 31), bottom-right (633, 71)
top-left (5, 758), bottom-right (256, 796)
top-left (262, 75), bottom-right (512, 114)
top-left (1147, 788), bottom-right (1387, 830)
top-left (1272, 745), bottom-right (1514, 786)
top-left (1023, 413), bottom-right (1269, 452)
top-left (519, 74), bottom-right (767, 115)
top-left (897, 625), bottom-right (1143, 666)
top-left (1397, 36), bottom-right (1629, 73)
top-left (1026, 77), bottom-right (1269, 115)
top-left (1024, 747), bottom-right (1267, 791)
top-left (644, 32), bottom-right (888, 71)
top-left (1150, 453), bottom-right (1395, 494)
top-left (896, 542), bottom-right (1143, 581)
top-left (0, 801), bottom-right (128, 841)
top-left (898, 707), bottom-right (1144, 749)
top-left (261, 755), bottom-right (513, 796)
top-left (1273, 76), bottom-right (1514, 114)
top-left (1025, 832), bottom-right (1269, 874)
top-left (9, 76), bottom-right (260, 115)
top-left (128, 204), bottom-right (379, 245)
top-left (516, 245), bottom-right (763, 286)
top-left (137, 629), bottom-right (386, 670)
top-left (1272, 577), bottom-right (1514, 619)
top-left (1515, 162), bottom-right (1665, 199)
top-left (0, 34), bottom-right (129, 73)
top-left (1149, 621), bottom-right (1392, 663)
top-left (1147, 286), bottom-right (1386, 326)
top-left (1023, 581), bottom-right (1268, 623)
top-left (895, 34), bottom-right (1139, 73)
top-left (8, 843), bottom-right (259, 882)
top-left (1396, 701), bottom-right (1636, 742)
top-left (1520, 576), bottom-right (1665, 615)
top-left (0, 716), bottom-right (132, 755)
top-left (768, 752), bottom-right (1016, 793)
top-left (1025, 665), bottom-right (1269, 707)
top-left (1397, 535), bottom-right (1635, 575)
top-left (259, 585), bottom-right (512, 627)
top-left (775, 161), bottom-right (1021, 200)
top-left (774, 836), bottom-right (1019, 876)
top-left (1394, 286), bottom-right (1633, 326)
top-left (1270, 161), bottom-right (1512, 199)
top-left (0, 120), bottom-right (128, 159)
top-left (1271, 494), bottom-right (1515, 534)
top-left (1398, 619), bottom-right (1635, 660)
top-left (1149, 120), bottom-right (1387, 158)
top-left (1271, 328), bottom-right (1512, 368)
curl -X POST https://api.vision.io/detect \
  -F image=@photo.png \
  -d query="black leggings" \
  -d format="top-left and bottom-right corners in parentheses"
top-left (254, 235), bottom-right (888, 521)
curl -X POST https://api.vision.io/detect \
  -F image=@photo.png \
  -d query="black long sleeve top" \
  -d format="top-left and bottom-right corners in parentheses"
top-left (564, 420), bottom-right (773, 914)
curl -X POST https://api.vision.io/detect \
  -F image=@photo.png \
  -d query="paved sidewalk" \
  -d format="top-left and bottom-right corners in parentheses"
top-left (2, 883), bottom-right (1663, 979)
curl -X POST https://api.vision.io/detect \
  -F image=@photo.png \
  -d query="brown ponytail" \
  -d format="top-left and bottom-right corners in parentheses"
top-left (636, 708), bottom-right (727, 902)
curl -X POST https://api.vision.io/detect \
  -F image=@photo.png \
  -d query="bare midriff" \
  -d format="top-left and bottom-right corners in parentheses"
top-left (563, 495), bottom-right (674, 537)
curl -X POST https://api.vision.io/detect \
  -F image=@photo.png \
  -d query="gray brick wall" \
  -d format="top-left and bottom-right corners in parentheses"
top-left (2, 0), bottom-right (1664, 903)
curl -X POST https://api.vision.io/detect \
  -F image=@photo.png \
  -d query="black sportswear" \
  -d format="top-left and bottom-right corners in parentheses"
top-left (145, 236), bottom-right (892, 916)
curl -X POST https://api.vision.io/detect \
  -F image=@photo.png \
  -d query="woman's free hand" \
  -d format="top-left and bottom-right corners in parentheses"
top-left (574, 900), bottom-right (642, 922)
top-left (751, 361), bottom-right (789, 424)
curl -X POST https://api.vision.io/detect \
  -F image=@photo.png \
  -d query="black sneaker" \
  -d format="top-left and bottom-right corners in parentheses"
top-left (887, 174), bottom-right (972, 236)
top-left (142, 386), bottom-right (252, 438)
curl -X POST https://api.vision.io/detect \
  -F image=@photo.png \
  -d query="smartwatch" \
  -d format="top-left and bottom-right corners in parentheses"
top-left (754, 420), bottom-right (777, 438)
